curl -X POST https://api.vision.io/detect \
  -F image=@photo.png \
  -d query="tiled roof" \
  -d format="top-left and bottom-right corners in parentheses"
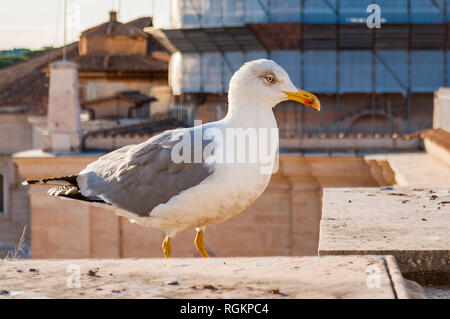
top-left (0, 43), bottom-right (78, 91)
top-left (0, 43), bottom-right (79, 113)
top-left (84, 118), bottom-right (188, 139)
top-left (0, 69), bottom-right (48, 114)
top-left (126, 17), bottom-right (152, 30)
top-left (82, 15), bottom-right (148, 38)
top-left (73, 54), bottom-right (167, 72)
top-left (83, 91), bottom-right (157, 107)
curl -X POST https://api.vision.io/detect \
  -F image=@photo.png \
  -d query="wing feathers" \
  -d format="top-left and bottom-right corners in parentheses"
top-left (78, 127), bottom-right (215, 217)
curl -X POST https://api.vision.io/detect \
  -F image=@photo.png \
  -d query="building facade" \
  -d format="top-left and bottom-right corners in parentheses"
top-left (74, 12), bottom-right (170, 120)
top-left (162, 0), bottom-right (449, 136)
top-left (0, 12), bottom-right (172, 256)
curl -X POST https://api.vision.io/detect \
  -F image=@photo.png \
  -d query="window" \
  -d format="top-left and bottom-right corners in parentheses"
top-left (0, 174), bottom-right (4, 213)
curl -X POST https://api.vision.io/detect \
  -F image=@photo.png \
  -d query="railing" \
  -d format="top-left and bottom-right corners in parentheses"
top-left (133, 103), bottom-right (195, 124)
top-left (135, 104), bottom-right (433, 138)
top-left (279, 118), bottom-right (433, 138)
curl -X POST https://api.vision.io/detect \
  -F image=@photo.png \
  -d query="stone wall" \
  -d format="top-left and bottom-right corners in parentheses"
top-left (14, 154), bottom-right (394, 259)
top-left (433, 88), bottom-right (450, 132)
top-left (0, 157), bottom-right (30, 256)
top-left (79, 78), bottom-right (171, 114)
top-left (79, 36), bottom-right (147, 56)
top-left (0, 114), bottom-right (33, 154)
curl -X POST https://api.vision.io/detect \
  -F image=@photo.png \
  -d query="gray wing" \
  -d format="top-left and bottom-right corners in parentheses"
top-left (77, 127), bottom-right (215, 217)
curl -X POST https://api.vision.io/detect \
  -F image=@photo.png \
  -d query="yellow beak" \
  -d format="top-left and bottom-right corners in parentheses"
top-left (282, 89), bottom-right (321, 111)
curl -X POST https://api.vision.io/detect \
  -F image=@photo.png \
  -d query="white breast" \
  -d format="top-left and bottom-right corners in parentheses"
top-left (142, 105), bottom-right (279, 235)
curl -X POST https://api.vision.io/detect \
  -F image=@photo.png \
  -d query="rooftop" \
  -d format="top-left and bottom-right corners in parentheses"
top-left (0, 16), bottom-right (168, 113)
top-left (72, 54), bottom-right (167, 73)
top-left (81, 11), bottom-right (148, 38)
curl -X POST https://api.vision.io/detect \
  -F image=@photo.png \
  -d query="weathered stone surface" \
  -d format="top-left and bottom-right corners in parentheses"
top-left (0, 157), bottom-right (30, 252)
top-left (0, 256), bottom-right (423, 299)
top-left (319, 187), bottom-right (450, 285)
top-left (365, 153), bottom-right (450, 187)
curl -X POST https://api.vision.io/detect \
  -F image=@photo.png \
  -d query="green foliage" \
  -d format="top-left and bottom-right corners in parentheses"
top-left (0, 55), bottom-right (23, 69)
top-left (0, 47), bottom-right (53, 69)
top-left (0, 48), bottom-right (29, 57)
top-left (21, 46), bottom-right (53, 59)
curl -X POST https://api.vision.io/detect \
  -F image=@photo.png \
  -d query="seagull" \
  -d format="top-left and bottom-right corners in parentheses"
top-left (24, 59), bottom-right (320, 258)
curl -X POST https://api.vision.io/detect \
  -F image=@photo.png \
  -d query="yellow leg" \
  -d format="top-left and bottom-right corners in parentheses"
top-left (162, 236), bottom-right (172, 258)
top-left (195, 230), bottom-right (209, 258)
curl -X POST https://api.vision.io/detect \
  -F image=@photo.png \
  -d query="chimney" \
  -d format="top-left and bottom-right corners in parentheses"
top-left (42, 61), bottom-right (82, 153)
top-left (109, 11), bottom-right (117, 21)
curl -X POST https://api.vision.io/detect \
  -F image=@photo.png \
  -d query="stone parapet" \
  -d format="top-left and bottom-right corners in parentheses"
top-left (0, 256), bottom-right (425, 299)
top-left (319, 187), bottom-right (450, 285)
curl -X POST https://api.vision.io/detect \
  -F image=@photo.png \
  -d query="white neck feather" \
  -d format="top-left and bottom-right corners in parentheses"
top-left (222, 103), bottom-right (277, 129)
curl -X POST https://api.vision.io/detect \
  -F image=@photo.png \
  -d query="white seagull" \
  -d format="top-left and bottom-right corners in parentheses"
top-left (25, 59), bottom-right (320, 258)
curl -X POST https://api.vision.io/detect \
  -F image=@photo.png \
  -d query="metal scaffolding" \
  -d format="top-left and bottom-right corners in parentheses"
top-left (163, 0), bottom-right (447, 136)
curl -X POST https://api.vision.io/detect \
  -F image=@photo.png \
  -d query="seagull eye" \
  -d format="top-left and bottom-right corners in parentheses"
top-left (265, 75), bottom-right (275, 83)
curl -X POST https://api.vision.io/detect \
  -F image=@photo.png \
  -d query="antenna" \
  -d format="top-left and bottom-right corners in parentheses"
top-left (151, 0), bottom-right (155, 26)
top-left (63, 0), bottom-right (67, 60)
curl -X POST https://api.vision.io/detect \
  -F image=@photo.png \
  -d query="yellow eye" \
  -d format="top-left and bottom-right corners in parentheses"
top-left (265, 75), bottom-right (275, 83)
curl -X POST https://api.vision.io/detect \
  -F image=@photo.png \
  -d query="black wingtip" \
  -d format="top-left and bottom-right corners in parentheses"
top-left (22, 179), bottom-right (41, 186)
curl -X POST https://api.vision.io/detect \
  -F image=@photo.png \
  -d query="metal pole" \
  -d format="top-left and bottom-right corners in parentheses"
top-left (371, 26), bottom-right (376, 135)
top-left (335, 0), bottom-right (340, 136)
top-left (444, 0), bottom-right (448, 86)
top-left (300, 0), bottom-right (305, 137)
top-left (407, 0), bottom-right (412, 126)
top-left (63, 0), bottom-right (67, 60)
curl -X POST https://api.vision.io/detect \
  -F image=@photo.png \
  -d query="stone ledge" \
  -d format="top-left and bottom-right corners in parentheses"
top-left (319, 187), bottom-right (450, 285)
top-left (0, 256), bottom-right (424, 299)
top-left (421, 129), bottom-right (450, 154)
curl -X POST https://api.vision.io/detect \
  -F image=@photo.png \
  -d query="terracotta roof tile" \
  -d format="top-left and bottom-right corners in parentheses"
top-left (126, 17), bottom-right (152, 30)
top-left (84, 118), bottom-right (188, 139)
top-left (82, 19), bottom-right (148, 38)
top-left (73, 54), bottom-right (167, 72)
top-left (0, 69), bottom-right (48, 113)
top-left (0, 43), bottom-right (79, 112)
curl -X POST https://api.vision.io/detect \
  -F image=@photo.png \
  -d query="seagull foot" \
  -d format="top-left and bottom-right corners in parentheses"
top-left (195, 230), bottom-right (209, 258)
top-left (162, 236), bottom-right (172, 258)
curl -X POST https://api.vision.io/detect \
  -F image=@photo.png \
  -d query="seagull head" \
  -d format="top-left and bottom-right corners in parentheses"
top-left (228, 59), bottom-right (320, 111)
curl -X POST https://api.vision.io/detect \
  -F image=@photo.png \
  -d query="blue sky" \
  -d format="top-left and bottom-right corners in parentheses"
top-left (0, 0), bottom-right (171, 50)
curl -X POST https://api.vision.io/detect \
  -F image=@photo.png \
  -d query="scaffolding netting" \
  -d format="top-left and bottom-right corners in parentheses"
top-left (171, 0), bottom-right (450, 27)
top-left (171, 49), bottom-right (447, 95)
